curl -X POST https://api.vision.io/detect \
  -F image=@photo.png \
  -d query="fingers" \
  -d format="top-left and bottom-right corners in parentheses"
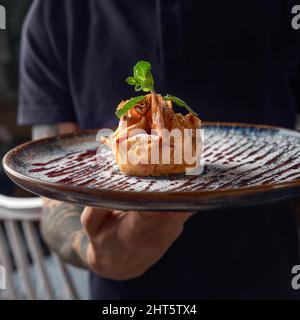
top-left (128, 210), bottom-right (196, 241)
top-left (80, 207), bottom-right (112, 238)
top-left (81, 207), bottom-right (196, 241)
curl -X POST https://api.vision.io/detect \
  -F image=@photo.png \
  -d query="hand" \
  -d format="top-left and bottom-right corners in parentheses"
top-left (80, 207), bottom-right (194, 280)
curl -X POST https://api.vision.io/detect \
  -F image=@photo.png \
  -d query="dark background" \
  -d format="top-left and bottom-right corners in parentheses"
top-left (0, 0), bottom-right (32, 196)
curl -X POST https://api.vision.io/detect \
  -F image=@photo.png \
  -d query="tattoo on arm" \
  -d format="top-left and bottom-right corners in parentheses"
top-left (42, 199), bottom-right (88, 268)
top-left (33, 125), bottom-right (89, 268)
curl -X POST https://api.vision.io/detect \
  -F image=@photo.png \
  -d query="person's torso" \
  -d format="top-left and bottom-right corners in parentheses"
top-left (48, 0), bottom-right (300, 299)
top-left (53, 0), bottom-right (300, 130)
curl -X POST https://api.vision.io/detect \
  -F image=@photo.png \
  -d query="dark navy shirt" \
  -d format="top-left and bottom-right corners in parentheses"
top-left (19, 0), bottom-right (300, 299)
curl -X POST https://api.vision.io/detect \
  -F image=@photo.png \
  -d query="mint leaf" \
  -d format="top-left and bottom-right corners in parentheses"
top-left (126, 77), bottom-right (136, 85)
top-left (126, 60), bottom-right (154, 92)
top-left (140, 74), bottom-right (154, 92)
top-left (115, 95), bottom-right (145, 118)
top-left (134, 61), bottom-right (152, 81)
top-left (164, 94), bottom-right (198, 116)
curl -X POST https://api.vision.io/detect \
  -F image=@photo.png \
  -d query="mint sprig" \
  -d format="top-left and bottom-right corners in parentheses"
top-left (117, 61), bottom-right (198, 118)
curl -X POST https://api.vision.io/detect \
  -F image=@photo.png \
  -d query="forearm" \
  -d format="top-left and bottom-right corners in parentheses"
top-left (41, 198), bottom-right (89, 268)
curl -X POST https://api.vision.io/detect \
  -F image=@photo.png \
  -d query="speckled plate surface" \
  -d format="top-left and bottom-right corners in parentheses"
top-left (3, 122), bottom-right (300, 211)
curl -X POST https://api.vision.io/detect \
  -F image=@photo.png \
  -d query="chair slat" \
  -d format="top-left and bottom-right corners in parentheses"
top-left (22, 221), bottom-right (55, 300)
top-left (51, 253), bottom-right (79, 300)
top-left (4, 220), bottom-right (36, 300)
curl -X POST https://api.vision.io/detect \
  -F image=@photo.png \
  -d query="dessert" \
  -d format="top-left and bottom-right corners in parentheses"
top-left (101, 61), bottom-right (202, 176)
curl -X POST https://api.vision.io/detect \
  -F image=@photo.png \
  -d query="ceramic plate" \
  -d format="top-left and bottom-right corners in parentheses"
top-left (3, 122), bottom-right (300, 211)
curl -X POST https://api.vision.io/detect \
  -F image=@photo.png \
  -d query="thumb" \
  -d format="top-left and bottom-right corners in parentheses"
top-left (81, 207), bottom-right (112, 238)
